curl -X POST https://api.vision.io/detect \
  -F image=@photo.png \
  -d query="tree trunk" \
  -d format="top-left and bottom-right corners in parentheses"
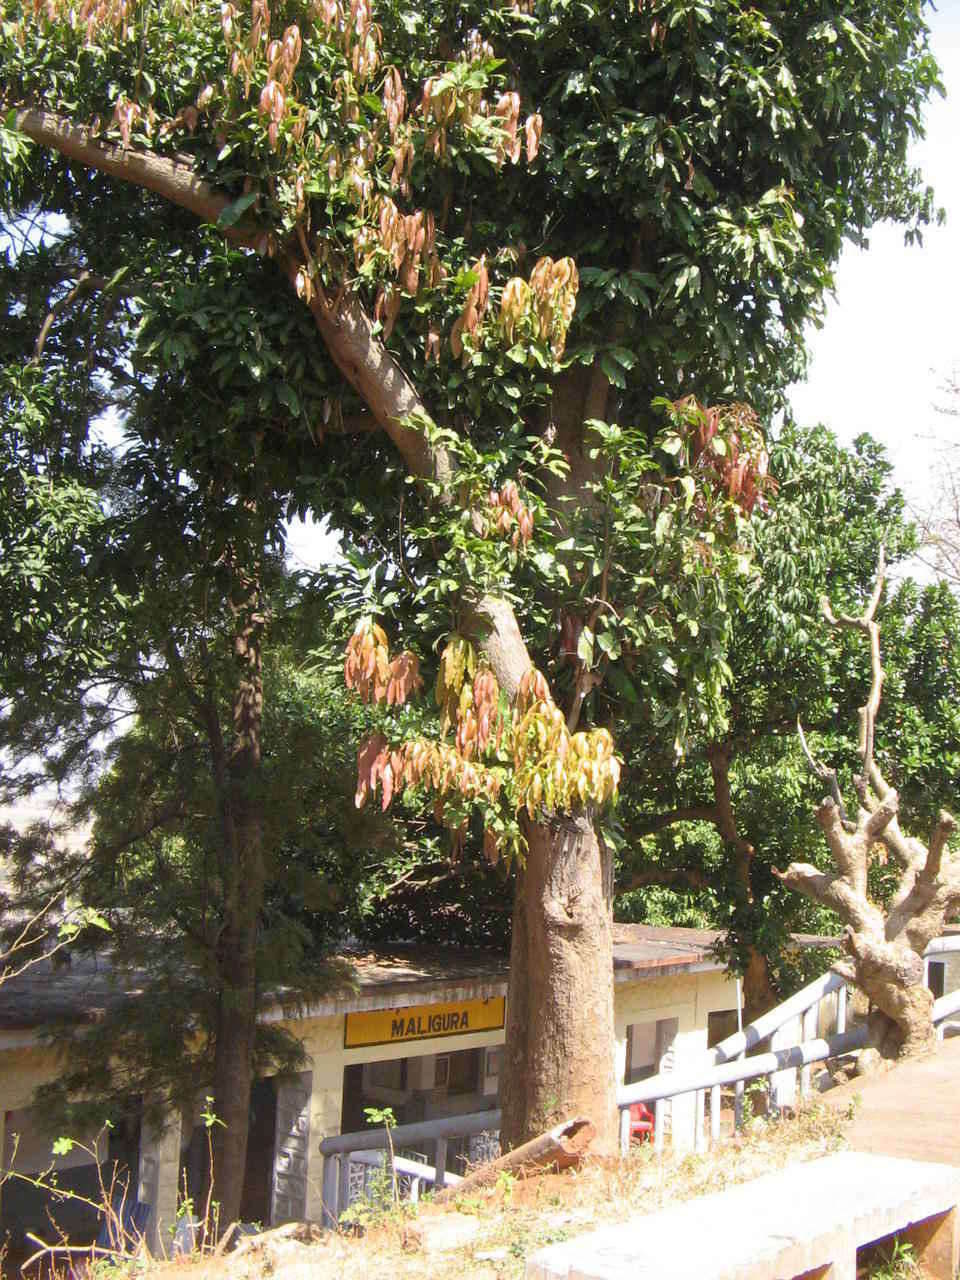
top-left (500, 812), bottom-right (618, 1155)
top-left (742, 944), bottom-right (776, 1018)
top-left (847, 930), bottom-right (936, 1058)
top-left (205, 555), bottom-right (267, 1229)
top-left (209, 930), bottom-right (259, 1228)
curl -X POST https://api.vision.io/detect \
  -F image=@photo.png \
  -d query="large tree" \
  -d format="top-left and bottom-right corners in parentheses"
top-left (1, 0), bottom-right (942, 1163)
top-left (615, 425), bottom-right (919, 1011)
top-left (0, 228), bottom-right (361, 1219)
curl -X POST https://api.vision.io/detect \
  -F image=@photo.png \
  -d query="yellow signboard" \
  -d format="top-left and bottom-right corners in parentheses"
top-left (344, 996), bottom-right (506, 1049)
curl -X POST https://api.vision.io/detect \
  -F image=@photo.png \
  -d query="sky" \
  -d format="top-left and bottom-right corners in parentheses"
top-left (788, 2), bottom-right (960, 507)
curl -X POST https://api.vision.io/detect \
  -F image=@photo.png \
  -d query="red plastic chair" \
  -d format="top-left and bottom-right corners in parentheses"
top-left (629, 1102), bottom-right (655, 1142)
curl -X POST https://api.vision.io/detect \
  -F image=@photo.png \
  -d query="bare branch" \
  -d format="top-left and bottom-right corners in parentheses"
top-left (821, 545), bottom-right (886, 629)
top-left (814, 798), bottom-right (866, 892)
top-left (856, 783), bottom-right (925, 871)
top-left (821, 547), bottom-right (886, 789)
top-left (797, 719), bottom-right (850, 824)
top-left (864, 543), bottom-right (886, 622)
top-left (773, 862), bottom-right (884, 936)
top-left (864, 791), bottom-right (898, 842)
top-left (921, 809), bottom-right (956, 884)
top-left (31, 270), bottom-right (115, 361)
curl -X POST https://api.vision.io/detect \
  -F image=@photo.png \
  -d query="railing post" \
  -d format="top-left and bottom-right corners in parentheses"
top-left (322, 1154), bottom-right (339, 1226)
top-left (836, 984), bottom-right (847, 1035)
top-left (694, 1089), bottom-right (706, 1154)
top-left (409, 1177), bottom-right (420, 1204)
top-left (710, 1085), bottom-right (721, 1143)
top-left (434, 1137), bottom-right (447, 1188)
top-left (801, 1003), bottom-right (818, 1098)
top-left (337, 1154), bottom-right (351, 1217)
top-left (654, 1100), bottom-right (665, 1154)
top-left (770, 1015), bottom-right (801, 1111)
top-left (619, 1106), bottom-right (631, 1156)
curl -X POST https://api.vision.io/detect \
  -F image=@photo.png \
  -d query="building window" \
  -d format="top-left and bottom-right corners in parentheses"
top-left (366, 1058), bottom-right (407, 1091)
top-left (447, 1048), bottom-right (481, 1095)
top-left (707, 1009), bottom-right (739, 1049)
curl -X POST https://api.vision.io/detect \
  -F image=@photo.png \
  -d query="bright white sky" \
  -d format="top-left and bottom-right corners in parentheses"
top-left (286, 7), bottom-right (960, 569)
top-left (788, 2), bottom-right (960, 505)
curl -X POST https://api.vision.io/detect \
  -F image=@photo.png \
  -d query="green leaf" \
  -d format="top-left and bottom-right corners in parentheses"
top-left (597, 629), bottom-right (622, 660)
top-left (599, 353), bottom-right (627, 389)
top-left (577, 626), bottom-right (595, 666)
top-left (277, 383), bottom-right (301, 415)
top-left (217, 191), bottom-right (258, 228)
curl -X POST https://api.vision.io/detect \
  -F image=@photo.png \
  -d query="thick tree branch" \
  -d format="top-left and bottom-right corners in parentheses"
top-left (632, 806), bottom-right (717, 837)
top-left (921, 810), bottom-right (956, 884)
top-left (13, 109), bottom-right (454, 484)
top-left (773, 861), bottom-right (884, 936)
top-left (707, 744), bottom-right (749, 850)
top-left (615, 865), bottom-right (710, 894)
top-left (813, 797), bottom-right (867, 892)
top-left (291, 258), bottom-right (452, 483)
top-left (466, 594), bottom-right (533, 701)
top-left (13, 109), bottom-right (247, 234)
top-left (864, 792), bottom-right (898, 842)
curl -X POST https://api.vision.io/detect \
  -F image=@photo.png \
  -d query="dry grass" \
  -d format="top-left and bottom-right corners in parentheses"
top-left (143, 1100), bottom-right (854, 1280)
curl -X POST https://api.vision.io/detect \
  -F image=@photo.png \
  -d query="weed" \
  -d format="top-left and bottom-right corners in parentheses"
top-left (4, 1101), bottom-right (231, 1274)
top-left (338, 1108), bottom-right (420, 1234)
top-left (740, 1081), bottom-right (768, 1127)
top-left (860, 1236), bottom-right (919, 1278)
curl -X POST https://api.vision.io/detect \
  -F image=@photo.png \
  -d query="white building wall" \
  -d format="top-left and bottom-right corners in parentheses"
top-left (0, 965), bottom-right (741, 1235)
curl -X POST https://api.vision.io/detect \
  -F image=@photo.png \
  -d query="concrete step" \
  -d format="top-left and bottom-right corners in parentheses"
top-left (526, 1153), bottom-right (960, 1280)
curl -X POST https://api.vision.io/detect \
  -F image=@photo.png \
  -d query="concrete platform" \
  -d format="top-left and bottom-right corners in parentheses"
top-left (525, 1152), bottom-right (960, 1280)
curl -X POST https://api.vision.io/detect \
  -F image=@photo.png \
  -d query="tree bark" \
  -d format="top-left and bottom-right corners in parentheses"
top-left (209, 927), bottom-right (259, 1229)
top-left (204, 559), bottom-right (266, 1229)
top-left (846, 929), bottom-right (936, 1058)
top-left (501, 813), bottom-right (618, 1155)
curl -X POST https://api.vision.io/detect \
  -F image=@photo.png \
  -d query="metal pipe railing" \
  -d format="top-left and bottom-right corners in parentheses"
top-left (616, 934), bottom-right (960, 1153)
top-left (347, 1149), bottom-right (464, 1187)
top-left (617, 1027), bottom-right (868, 1110)
top-left (320, 1109), bottom-right (498, 1222)
top-left (710, 971), bottom-right (847, 1065)
top-left (319, 1106), bottom-right (500, 1156)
